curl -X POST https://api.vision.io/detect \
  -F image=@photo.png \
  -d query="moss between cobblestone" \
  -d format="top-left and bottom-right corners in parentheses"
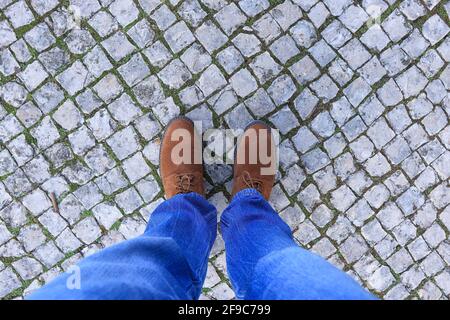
top-left (13, 23), bottom-right (35, 40)
top-left (61, 252), bottom-right (74, 262)
top-left (60, 250), bottom-right (80, 266)
top-left (80, 20), bottom-right (102, 43)
top-left (195, 0), bottom-right (214, 16)
top-left (268, 0), bottom-right (284, 7)
top-left (7, 226), bottom-right (21, 238)
top-left (26, 215), bottom-right (49, 239)
top-left (1, 102), bottom-right (16, 115)
top-left (101, 192), bottom-right (115, 204)
top-left (59, 0), bottom-right (70, 8)
top-left (3, 284), bottom-right (27, 300)
top-left (284, 51), bottom-right (307, 67)
top-left (80, 210), bottom-right (94, 220)
top-left (103, 143), bottom-right (122, 166)
top-left (68, 182), bottom-right (81, 193)
top-left (201, 287), bottom-right (212, 295)
top-left (40, 227), bottom-right (54, 241)
top-left (436, 3), bottom-right (449, 21)
top-left (209, 256), bottom-right (231, 285)
top-left (23, 131), bottom-right (37, 146)
top-left (380, 0), bottom-right (400, 22)
top-left (110, 220), bottom-right (121, 231)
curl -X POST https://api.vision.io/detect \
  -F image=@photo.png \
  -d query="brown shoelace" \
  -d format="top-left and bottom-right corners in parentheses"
top-left (242, 171), bottom-right (263, 193)
top-left (175, 174), bottom-right (196, 194)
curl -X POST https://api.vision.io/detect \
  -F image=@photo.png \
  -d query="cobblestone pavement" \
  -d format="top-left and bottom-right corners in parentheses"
top-left (0, 0), bottom-right (449, 300)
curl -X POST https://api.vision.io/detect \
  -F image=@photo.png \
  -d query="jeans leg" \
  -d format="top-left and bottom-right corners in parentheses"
top-left (29, 193), bottom-right (217, 300)
top-left (221, 189), bottom-right (375, 300)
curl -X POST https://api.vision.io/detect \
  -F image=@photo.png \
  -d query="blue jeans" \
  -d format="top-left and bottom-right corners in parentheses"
top-left (29, 189), bottom-right (374, 300)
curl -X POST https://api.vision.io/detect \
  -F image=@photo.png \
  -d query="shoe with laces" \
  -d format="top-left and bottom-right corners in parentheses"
top-left (160, 117), bottom-right (204, 199)
top-left (232, 121), bottom-right (277, 200)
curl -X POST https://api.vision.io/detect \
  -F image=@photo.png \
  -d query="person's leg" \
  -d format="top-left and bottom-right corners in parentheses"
top-left (30, 117), bottom-right (214, 300)
top-left (221, 188), bottom-right (374, 300)
top-left (29, 192), bottom-right (217, 300)
top-left (225, 121), bottom-right (374, 300)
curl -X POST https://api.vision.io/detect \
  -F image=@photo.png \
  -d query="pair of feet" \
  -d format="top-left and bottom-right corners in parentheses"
top-left (160, 117), bottom-right (276, 200)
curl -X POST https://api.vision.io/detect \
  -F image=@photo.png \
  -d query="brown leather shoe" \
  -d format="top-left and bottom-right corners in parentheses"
top-left (160, 117), bottom-right (204, 199)
top-left (232, 121), bottom-right (277, 200)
